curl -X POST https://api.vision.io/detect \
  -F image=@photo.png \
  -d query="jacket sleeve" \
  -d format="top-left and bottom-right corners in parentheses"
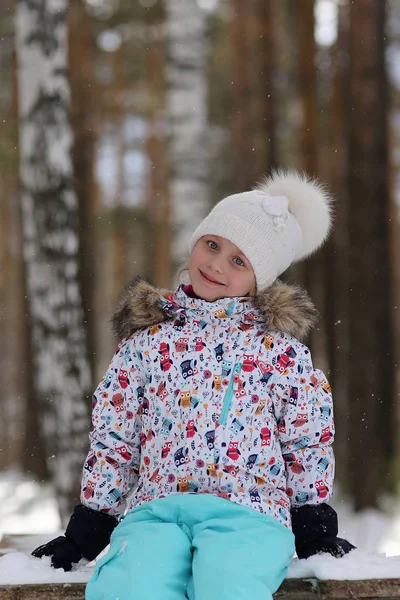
top-left (80, 337), bottom-right (145, 517)
top-left (271, 339), bottom-right (335, 507)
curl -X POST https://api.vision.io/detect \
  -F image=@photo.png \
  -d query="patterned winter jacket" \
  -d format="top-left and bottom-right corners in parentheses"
top-left (80, 278), bottom-right (335, 529)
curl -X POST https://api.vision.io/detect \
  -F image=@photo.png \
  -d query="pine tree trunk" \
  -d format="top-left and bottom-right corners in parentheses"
top-left (231, 0), bottom-right (254, 191)
top-left (257, 0), bottom-right (277, 174)
top-left (165, 0), bottom-right (209, 267)
top-left (325, 0), bottom-right (351, 491)
top-left (0, 4), bottom-right (25, 473)
top-left (348, 0), bottom-right (394, 510)
top-left (298, 0), bottom-right (329, 372)
top-left (68, 0), bottom-right (97, 380)
top-left (15, 0), bottom-right (91, 521)
top-left (274, 0), bottom-right (301, 170)
top-left (299, 0), bottom-right (317, 178)
top-left (388, 0), bottom-right (400, 473)
top-left (277, 0), bottom-right (303, 285)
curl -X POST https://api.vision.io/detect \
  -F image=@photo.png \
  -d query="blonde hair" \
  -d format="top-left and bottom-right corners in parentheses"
top-left (248, 282), bottom-right (257, 297)
top-left (177, 263), bottom-right (257, 298)
top-left (177, 263), bottom-right (190, 286)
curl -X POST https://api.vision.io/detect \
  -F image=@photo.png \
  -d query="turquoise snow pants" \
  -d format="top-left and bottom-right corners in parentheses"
top-left (85, 494), bottom-right (294, 600)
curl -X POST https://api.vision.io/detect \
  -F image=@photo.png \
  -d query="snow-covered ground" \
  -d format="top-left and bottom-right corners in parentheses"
top-left (0, 472), bottom-right (399, 584)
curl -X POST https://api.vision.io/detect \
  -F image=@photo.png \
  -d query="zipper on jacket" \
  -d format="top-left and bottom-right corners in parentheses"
top-left (218, 360), bottom-right (242, 427)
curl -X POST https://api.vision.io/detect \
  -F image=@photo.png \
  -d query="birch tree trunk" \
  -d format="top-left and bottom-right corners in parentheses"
top-left (15, 0), bottom-right (91, 521)
top-left (165, 0), bottom-right (209, 268)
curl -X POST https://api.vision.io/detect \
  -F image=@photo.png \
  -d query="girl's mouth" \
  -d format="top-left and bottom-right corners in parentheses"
top-left (199, 270), bottom-right (224, 286)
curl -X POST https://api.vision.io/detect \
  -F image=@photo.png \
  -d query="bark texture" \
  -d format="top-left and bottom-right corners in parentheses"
top-left (15, 0), bottom-right (91, 520)
top-left (165, 0), bottom-right (209, 266)
top-left (348, 0), bottom-right (394, 509)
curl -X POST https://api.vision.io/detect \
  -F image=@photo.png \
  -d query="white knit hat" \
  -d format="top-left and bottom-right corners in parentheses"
top-left (189, 170), bottom-right (333, 291)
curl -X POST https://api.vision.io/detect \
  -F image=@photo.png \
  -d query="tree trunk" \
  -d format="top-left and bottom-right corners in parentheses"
top-left (15, 0), bottom-right (91, 521)
top-left (239, 0), bottom-right (277, 184)
top-left (348, 0), bottom-right (394, 510)
top-left (324, 0), bottom-right (351, 491)
top-left (165, 0), bottom-right (209, 268)
top-left (144, 13), bottom-right (171, 288)
top-left (111, 44), bottom-right (129, 302)
top-left (0, 5), bottom-right (25, 473)
top-left (231, 0), bottom-right (254, 191)
top-left (388, 0), bottom-right (400, 476)
top-left (297, 0), bottom-right (329, 372)
top-left (277, 0), bottom-right (303, 285)
top-left (68, 0), bottom-right (97, 381)
top-left (257, 0), bottom-right (277, 174)
top-left (274, 0), bottom-right (300, 170)
top-left (299, 0), bottom-right (317, 178)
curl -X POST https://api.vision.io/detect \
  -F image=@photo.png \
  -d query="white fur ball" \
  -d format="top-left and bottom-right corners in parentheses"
top-left (255, 170), bottom-right (334, 260)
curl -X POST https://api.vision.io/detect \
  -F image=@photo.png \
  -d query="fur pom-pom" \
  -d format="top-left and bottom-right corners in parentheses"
top-left (255, 170), bottom-right (333, 260)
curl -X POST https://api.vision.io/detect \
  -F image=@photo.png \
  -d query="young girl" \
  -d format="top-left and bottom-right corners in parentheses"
top-left (33, 171), bottom-right (354, 599)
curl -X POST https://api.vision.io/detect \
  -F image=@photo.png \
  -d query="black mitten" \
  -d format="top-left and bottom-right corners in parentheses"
top-left (291, 503), bottom-right (356, 559)
top-left (32, 536), bottom-right (83, 571)
top-left (32, 504), bottom-right (118, 571)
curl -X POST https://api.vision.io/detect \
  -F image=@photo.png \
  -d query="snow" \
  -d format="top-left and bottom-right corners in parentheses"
top-left (287, 551), bottom-right (400, 580)
top-left (0, 553), bottom-right (92, 585)
top-left (1, 544), bottom-right (400, 586)
top-left (0, 473), bottom-right (399, 585)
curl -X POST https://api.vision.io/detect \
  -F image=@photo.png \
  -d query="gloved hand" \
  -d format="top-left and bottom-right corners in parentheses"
top-left (291, 503), bottom-right (356, 560)
top-left (32, 504), bottom-right (118, 571)
top-left (32, 536), bottom-right (83, 571)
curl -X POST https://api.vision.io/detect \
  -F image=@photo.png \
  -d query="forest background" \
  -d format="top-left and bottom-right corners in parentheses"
top-left (0, 0), bottom-right (400, 542)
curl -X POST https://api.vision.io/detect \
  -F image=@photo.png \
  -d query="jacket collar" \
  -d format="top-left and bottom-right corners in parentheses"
top-left (111, 277), bottom-right (318, 342)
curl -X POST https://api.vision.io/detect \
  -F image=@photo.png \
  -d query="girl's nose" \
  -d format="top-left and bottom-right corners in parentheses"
top-left (210, 257), bottom-right (224, 274)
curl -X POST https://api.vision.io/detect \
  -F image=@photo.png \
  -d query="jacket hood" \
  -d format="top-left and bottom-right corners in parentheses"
top-left (111, 277), bottom-right (318, 343)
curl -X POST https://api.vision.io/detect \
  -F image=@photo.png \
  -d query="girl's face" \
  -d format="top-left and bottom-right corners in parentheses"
top-left (188, 235), bottom-right (256, 301)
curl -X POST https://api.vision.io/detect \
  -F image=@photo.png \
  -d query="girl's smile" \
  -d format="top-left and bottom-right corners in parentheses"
top-left (199, 269), bottom-right (224, 286)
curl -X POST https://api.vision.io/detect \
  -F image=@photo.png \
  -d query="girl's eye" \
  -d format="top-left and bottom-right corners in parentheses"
top-left (207, 240), bottom-right (218, 250)
top-left (234, 257), bottom-right (245, 267)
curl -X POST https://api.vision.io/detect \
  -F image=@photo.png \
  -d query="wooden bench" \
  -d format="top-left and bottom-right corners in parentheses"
top-left (0, 579), bottom-right (399, 599)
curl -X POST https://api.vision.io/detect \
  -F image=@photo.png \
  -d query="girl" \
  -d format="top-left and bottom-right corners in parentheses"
top-left (33, 171), bottom-right (354, 599)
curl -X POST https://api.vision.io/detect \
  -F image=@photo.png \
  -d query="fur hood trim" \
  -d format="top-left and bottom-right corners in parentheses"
top-left (111, 277), bottom-right (318, 343)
